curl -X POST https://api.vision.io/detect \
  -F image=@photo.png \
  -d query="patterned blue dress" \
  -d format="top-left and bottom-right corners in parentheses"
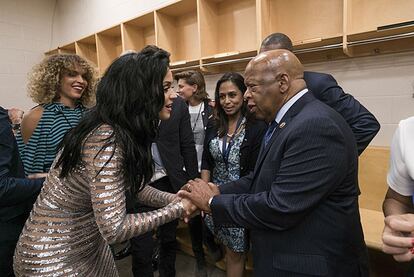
top-left (204, 120), bottom-right (248, 253)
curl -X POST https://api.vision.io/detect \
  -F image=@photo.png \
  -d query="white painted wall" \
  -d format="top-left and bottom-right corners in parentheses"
top-left (0, 0), bottom-right (56, 110)
top-left (1, 0), bottom-right (413, 147)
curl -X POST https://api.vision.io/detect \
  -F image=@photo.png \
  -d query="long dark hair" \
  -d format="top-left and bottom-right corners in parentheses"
top-left (56, 45), bottom-right (170, 197)
top-left (214, 72), bottom-right (248, 137)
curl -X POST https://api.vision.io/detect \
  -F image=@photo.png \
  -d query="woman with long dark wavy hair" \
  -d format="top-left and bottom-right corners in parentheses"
top-left (201, 72), bottom-right (267, 277)
top-left (13, 46), bottom-right (191, 277)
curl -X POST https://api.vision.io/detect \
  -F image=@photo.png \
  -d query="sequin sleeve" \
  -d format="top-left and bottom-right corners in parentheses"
top-left (136, 185), bottom-right (177, 208)
top-left (83, 125), bottom-right (184, 245)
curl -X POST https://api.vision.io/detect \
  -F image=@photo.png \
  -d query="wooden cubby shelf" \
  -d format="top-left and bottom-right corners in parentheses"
top-left (75, 35), bottom-right (98, 68)
top-left (44, 0), bottom-right (414, 74)
top-left (59, 42), bottom-right (76, 54)
top-left (259, 0), bottom-right (343, 48)
top-left (346, 0), bottom-right (414, 41)
top-left (156, 0), bottom-right (200, 67)
top-left (198, 0), bottom-right (257, 62)
top-left (96, 25), bottom-right (122, 74)
top-left (344, 0), bottom-right (414, 57)
top-left (122, 12), bottom-right (156, 53)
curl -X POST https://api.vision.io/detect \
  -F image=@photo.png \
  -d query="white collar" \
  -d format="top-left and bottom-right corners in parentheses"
top-left (274, 88), bottom-right (308, 124)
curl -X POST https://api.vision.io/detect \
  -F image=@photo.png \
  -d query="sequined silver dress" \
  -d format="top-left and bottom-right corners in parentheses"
top-left (13, 125), bottom-right (183, 276)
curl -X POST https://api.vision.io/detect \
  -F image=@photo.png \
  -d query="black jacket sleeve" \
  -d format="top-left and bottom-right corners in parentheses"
top-left (178, 99), bottom-right (199, 180)
top-left (201, 123), bottom-right (217, 173)
top-left (240, 120), bottom-right (267, 177)
top-left (0, 108), bottom-right (43, 207)
top-left (304, 71), bottom-right (380, 155)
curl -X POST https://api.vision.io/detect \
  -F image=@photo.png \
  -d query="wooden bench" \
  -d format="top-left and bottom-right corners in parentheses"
top-left (358, 146), bottom-right (390, 250)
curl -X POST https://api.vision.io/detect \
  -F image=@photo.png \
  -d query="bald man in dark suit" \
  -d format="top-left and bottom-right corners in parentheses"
top-left (180, 50), bottom-right (369, 276)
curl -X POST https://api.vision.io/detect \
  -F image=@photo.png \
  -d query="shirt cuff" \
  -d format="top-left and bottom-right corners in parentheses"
top-left (208, 196), bottom-right (214, 208)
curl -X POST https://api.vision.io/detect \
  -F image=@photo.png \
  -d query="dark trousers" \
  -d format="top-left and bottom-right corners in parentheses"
top-left (129, 177), bottom-right (178, 277)
top-left (0, 215), bottom-right (27, 277)
top-left (188, 215), bottom-right (205, 266)
top-left (188, 215), bottom-right (218, 267)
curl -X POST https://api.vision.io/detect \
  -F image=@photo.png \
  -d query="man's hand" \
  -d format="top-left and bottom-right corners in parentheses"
top-left (178, 178), bottom-right (220, 213)
top-left (8, 108), bottom-right (24, 125)
top-left (208, 182), bottom-right (220, 195)
top-left (382, 214), bottom-right (414, 262)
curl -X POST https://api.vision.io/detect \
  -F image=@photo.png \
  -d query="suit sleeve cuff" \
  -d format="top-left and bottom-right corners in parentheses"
top-left (210, 194), bottom-right (238, 227)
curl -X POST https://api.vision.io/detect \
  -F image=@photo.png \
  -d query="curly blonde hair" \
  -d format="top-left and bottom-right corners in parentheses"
top-left (27, 54), bottom-right (97, 106)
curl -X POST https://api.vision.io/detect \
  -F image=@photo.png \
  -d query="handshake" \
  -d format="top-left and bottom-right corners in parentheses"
top-left (177, 178), bottom-right (220, 223)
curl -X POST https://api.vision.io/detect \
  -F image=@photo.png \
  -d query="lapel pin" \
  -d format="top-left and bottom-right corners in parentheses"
top-left (279, 122), bottom-right (286, 129)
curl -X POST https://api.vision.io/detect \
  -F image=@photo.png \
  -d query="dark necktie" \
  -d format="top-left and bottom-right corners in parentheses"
top-left (264, 121), bottom-right (278, 146)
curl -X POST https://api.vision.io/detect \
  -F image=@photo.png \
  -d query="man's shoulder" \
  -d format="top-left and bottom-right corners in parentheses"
top-left (303, 71), bottom-right (340, 98)
top-left (0, 107), bottom-right (12, 138)
top-left (172, 96), bottom-right (187, 109)
top-left (169, 97), bottom-right (189, 120)
top-left (294, 97), bottom-right (346, 128)
top-left (304, 71), bottom-right (336, 83)
top-left (0, 106), bottom-right (9, 124)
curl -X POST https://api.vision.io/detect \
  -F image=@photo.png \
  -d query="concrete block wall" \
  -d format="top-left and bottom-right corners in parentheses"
top-left (0, 0), bottom-right (55, 111)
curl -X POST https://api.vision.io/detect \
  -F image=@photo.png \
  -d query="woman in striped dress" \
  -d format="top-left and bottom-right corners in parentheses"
top-left (16, 54), bottom-right (96, 176)
top-left (13, 46), bottom-right (192, 276)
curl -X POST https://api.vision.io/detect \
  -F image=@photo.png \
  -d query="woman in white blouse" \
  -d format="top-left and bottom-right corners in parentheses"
top-left (382, 116), bottom-right (414, 262)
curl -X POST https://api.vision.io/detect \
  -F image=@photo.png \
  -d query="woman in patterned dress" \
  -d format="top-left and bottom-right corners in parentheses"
top-left (13, 46), bottom-right (192, 276)
top-left (16, 54), bottom-right (97, 176)
top-left (201, 72), bottom-right (267, 277)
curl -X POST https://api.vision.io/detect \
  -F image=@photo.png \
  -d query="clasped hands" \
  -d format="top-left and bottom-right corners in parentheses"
top-left (382, 213), bottom-right (414, 262)
top-left (177, 178), bottom-right (220, 223)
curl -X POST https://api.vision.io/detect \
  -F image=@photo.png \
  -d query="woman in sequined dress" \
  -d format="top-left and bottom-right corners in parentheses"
top-left (13, 46), bottom-right (191, 276)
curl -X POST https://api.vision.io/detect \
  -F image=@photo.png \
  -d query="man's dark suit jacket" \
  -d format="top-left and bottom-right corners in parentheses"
top-left (210, 93), bottom-right (369, 276)
top-left (304, 71), bottom-right (379, 155)
top-left (156, 97), bottom-right (198, 192)
top-left (0, 107), bottom-right (43, 223)
top-left (0, 106), bottom-right (44, 276)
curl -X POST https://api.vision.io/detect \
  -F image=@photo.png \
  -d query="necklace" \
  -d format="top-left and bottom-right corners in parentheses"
top-left (191, 102), bottom-right (204, 132)
top-left (226, 116), bottom-right (240, 138)
top-left (221, 116), bottom-right (244, 169)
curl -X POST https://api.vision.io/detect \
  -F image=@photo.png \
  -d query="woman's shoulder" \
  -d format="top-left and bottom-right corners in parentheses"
top-left (20, 105), bottom-right (44, 143)
top-left (398, 117), bottom-right (414, 147)
top-left (399, 116), bottom-right (414, 129)
top-left (205, 120), bottom-right (218, 137)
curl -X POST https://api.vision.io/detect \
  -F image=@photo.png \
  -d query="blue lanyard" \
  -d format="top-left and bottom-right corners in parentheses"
top-left (221, 116), bottom-right (244, 166)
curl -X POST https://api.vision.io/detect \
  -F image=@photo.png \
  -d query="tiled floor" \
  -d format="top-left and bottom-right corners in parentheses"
top-left (115, 251), bottom-right (227, 277)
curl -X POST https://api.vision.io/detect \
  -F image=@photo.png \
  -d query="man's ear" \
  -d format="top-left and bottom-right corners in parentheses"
top-left (279, 74), bottom-right (290, 94)
top-left (192, 84), bottom-right (198, 93)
